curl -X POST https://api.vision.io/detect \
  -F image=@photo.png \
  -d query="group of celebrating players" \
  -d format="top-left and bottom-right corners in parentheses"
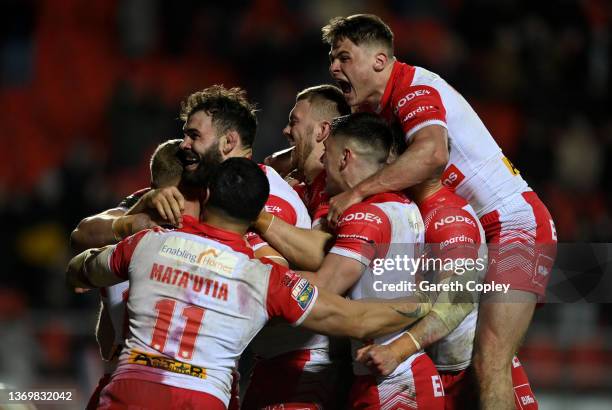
top-left (66, 14), bottom-right (557, 410)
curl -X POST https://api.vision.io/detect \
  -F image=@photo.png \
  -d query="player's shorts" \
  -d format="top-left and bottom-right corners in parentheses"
top-left (348, 354), bottom-right (444, 409)
top-left (242, 349), bottom-right (338, 410)
top-left (98, 378), bottom-right (225, 410)
top-left (86, 373), bottom-right (111, 410)
top-left (479, 191), bottom-right (557, 299)
top-left (437, 356), bottom-right (537, 410)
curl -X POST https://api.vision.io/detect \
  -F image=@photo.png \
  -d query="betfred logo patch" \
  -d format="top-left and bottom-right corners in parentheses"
top-left (441, 164), bottom-right (465, 190)
top-left (291, 278), bottom-right (315, 310)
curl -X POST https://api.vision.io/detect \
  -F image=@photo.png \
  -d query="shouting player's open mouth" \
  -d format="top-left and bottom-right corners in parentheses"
top-left (336, 79), bottom-right (352, 97)
top-left (179, 150), bottom-right (201, 172)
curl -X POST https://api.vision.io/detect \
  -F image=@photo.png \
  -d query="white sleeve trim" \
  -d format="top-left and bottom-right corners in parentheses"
top-left (405, 119), bottom-right (447, 140)
top-left (329, 246), bottom-right (371, 266)
top-left (292, 285), bottom-right (319, 327)
top-left (251, 241), bottom-right (267, 252)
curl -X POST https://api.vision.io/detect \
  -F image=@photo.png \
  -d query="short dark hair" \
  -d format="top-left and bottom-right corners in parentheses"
top-left (150, 139), bottom-right (183, 188)
top-left (296, 84), bottom-right (351, 118)
top-left (330, 113), bottom-right (393, 164)
top-left (180, 85), bottom-right (258, 148)
top-left (322, 14), bottom-right (394, 55)
top-left (206, 158), bottom-right (269, 224)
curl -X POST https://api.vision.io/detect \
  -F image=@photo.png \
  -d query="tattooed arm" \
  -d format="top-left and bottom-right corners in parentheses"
top-left (301, 289), bottom-right (432, 341)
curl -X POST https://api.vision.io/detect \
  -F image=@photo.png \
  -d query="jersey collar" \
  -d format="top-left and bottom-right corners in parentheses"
top-left (363, 191), bottom-right (410, 205)
top-left (377, 61), bottom-right (416, 114)
top-left (179, 215), bottom-right (253, 256)
top-left (418, 186), bottom-right (465, 215)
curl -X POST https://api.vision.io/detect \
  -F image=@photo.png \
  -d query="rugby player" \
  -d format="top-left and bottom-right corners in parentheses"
top-left (243, 85), bottom-right (351, 409)
top-left (255, 113), bottom-right (444, 409)
top-left (321, 14), bottom-right (557, 409)
top-left (84, 139), bottom-right (184, 409)
top-left (66, 158), bottom-right (432, 409)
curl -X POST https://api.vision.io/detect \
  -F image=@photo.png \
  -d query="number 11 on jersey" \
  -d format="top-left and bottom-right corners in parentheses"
top-left (151, 298), bottom-right (206, 360)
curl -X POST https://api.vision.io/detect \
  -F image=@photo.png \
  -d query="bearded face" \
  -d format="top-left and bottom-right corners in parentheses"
top-left (180, 111), bottom-right (225, 188)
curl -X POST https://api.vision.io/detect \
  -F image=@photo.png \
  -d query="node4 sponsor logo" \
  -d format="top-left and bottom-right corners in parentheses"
top-left (394, 88), bottom-right (431, 114)
top-left (340, 212), bottom-right (383, 225)
top-left (265, 205), bottom-right (283, 213)
top-left (159, 237), bottom-right (237, 276)
top-left (434, 215), bottom-right (477, 230)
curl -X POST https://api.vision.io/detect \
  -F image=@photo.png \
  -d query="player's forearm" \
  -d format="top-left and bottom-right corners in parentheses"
top-left (254, 212), bottom-right (333, 270)
top-left (329, 293), bottom-right (432, 341)
top-left (354, 293), bottom-right (432, 340)
top-left (395, 311), bottom-right (458, 363)
top-left (67, 246), bottom-right (122, 289)
top-left (70, 210), bottom-right (126, 252)
top-left (390, 275), bottom-right (477, 360)
top-left (354, 127), bottom-right (448, 198)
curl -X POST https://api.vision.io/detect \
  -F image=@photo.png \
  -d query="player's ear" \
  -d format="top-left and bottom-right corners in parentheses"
top-left (340, 148), bottom-right (350, 170)
top-left (373, 51), bottom-right (388, 72)
top-left (221, 131), bottom-right (240, 155)
top-left (317, 121), bottom-right (331, 143)
top-left (201, 187), bottom-right (210, 208)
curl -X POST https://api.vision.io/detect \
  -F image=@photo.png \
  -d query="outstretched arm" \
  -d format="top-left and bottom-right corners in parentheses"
top-left (300, 288), bottom-right (431, 341)
top-left (356, 269), bottom-right (479, 376)
top-left (66, 246), bottom-right (124, 291)
top-left (70, 208), bottom-right (125, 252)
top-left (254, 211), bottom-right (334, 271)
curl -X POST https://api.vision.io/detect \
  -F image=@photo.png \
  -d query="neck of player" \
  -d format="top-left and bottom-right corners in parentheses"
top-left (202, 208), bottom-right (249, 236)
top-left (408, 178), bottom-right (444, 206)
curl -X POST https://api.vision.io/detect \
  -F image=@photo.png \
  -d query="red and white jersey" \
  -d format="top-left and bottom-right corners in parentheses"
top-left (293, 170), bottom-right (330, 228)
top-left (101, 215), bottom-right (318, 406)
top-left (419, 186), bottom-right (486, 372)
top-left (247, 165), bottom-right (326, 358)
top-left (246, 164), bottom-right (312, 250)
top-left (328, 192), bottom-right (425, 376)
top-left (375, 61), bottom-right (529, 217)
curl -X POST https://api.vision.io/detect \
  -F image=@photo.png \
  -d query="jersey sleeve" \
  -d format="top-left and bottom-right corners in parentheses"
top-left (329, 203), bottom-right (391, 265)
top-left (293, 182), bottom-right (307, 202)
top-left (117, 188), bottom-right (151, 210)
top-left (393, 84), bottom-right (447, 139)
top-left (425, 206), bottom-right (480, 261)
top-left (265, 194), bottom-right (298, 226)
top-left (108, 229), bottom-right (150, 279)
top-left (311, 201), bottom-right (329, 228)
top-left (265, 264), bottom-right (318, 326)
top-left (245, 230), bottom-right (266, 251)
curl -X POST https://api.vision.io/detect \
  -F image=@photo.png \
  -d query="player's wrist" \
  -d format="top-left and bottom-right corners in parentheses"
top-left (389, 338), bottom-right (411, 364)
top-left (352, 184), bottom-right (368, 201)
top-left (395, 331), bottom-right (420, 361)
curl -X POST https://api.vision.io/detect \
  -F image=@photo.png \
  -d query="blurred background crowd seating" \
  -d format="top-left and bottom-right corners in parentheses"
top-left (0, 0), bottom-right (610, 408)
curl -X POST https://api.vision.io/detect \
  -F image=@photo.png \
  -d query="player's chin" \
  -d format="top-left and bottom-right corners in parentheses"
top-left (184, 163), bottom-right (199, 172)
top-left (344, 90), bottom-right (358, 106)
